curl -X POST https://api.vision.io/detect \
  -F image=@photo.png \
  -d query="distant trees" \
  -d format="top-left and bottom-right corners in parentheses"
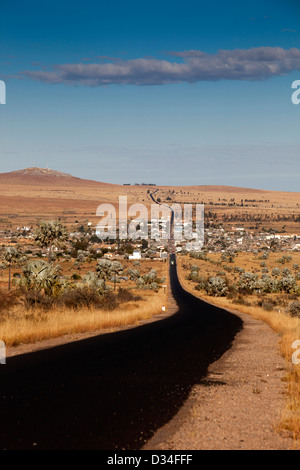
top-left (186, 258), bottom-right (300, 297)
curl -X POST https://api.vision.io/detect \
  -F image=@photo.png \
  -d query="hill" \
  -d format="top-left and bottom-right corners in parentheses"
top-left (0, 167), bottom-right (299, 233)
top-left (0, 167), bottom-right (117, 187)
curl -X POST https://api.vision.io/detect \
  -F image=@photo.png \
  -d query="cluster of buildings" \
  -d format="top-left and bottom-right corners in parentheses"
top-left (0, 221), bottom-right (299, 261)
top-left (201, 226), bottom-right (300, 253)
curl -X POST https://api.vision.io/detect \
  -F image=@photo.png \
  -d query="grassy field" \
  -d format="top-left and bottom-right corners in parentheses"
top-left (0, 258), bottom-right (168, 348)
top-left (177, 251), bottom-right (300, 441)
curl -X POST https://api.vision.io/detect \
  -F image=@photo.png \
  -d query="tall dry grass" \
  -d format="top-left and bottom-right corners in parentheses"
top-left (0, 258), bottom-right (169, 348)
top-left (0, 290), bottom-right (167, 348)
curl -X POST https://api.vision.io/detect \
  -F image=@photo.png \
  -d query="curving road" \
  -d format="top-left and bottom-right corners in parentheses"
top-left (0, 193), bottom-right (243, 450)
top-left (0, 270), bottom-right (242, 449)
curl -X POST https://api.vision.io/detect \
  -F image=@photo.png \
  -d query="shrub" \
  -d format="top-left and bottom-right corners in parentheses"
top-left (221, 252), bottom-right (235, 263)
top-left (194, 277), bottom-right (207, 291)
top-left (59, 287), bottom-right (103, 309)
top-left (232, 295), bottom-right (251, 306)
top-left (191, 265), bottom-right (199, 272)
top-left (190, 251), bottom-right (207, 261)
top-left (186, 271), bottom-right (203, 282)
top-left (116, 287), bottom-right (142, 303)
top-left (236, 272), bottom-right (258, 294)
top-left (98, 291), bottom-right (119, 310)
top-left (258, 301), bottom-right (275, 311)
top-left (289, 301), bottom-right (300, 318)
top-left (135, 268), bottom-right (164, 289)
top-left (127, 268), bottom-right (140, 281)
top-left (234, 266), bottom-right (245, 274)
top-left (282, 267), bottom-right (291, 276)
top-left (22, 291), bottom-right (55, 310)
top-left (0, 289), bottom-right (20, 313)
top-left (204, 276), bottom-right (228, 297)
top-left (71, 273), bottom-right (82, 281)
top-left (279, 275), bottom-right (298, 294)
top-left (277, 255), bottom-right (292, 265)
top-left (272, 267), bottom-right (281, 278)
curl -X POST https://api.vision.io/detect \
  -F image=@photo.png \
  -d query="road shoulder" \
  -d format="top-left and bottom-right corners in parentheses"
top-left (144, 309), bottom-right (295, 450)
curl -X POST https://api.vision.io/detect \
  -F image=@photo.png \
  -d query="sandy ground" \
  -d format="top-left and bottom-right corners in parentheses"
top-left (144, 309), bottom-right (296, 450)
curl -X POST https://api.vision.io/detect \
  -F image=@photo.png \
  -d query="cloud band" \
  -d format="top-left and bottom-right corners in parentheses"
top-left (21, 47), bottom-right (300, 86)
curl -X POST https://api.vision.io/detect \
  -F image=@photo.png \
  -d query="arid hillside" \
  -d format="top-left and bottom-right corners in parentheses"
top-left (0, 167), bottom-right (299, 233)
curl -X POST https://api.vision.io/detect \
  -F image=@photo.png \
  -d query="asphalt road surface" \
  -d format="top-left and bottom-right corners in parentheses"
top-left (0, 255), bottom-right (242, 450)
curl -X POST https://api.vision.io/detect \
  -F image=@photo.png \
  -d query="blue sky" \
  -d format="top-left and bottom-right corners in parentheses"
top-left (0, 0), bottom-right (299, 190)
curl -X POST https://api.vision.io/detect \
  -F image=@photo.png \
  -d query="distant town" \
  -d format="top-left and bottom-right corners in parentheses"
top-left (1, 221), bottom-right (299, 264)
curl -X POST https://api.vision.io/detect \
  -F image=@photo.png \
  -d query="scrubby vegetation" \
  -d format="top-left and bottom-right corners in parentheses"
top-left (178, 250), bottom-right (300, 442)
top-left (0, 220), bottom-right (168, 347)
top-left (183, 251), bottom-right (300, 314)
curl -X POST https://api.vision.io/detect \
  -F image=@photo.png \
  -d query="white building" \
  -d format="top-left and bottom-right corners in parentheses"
top-left (129, 250), bottom-right (141, 260)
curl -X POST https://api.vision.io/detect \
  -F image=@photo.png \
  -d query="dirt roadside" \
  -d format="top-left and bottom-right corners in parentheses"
top-left (144, 309), bottom-right (296, 450)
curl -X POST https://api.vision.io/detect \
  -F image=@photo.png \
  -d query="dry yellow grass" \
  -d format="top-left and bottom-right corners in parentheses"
top-left (177, 253), bottom-right (300, 441)
top-left (0, 258), bottom-right (168, 347)
top-left (0, 290), bottom-right (167, 348)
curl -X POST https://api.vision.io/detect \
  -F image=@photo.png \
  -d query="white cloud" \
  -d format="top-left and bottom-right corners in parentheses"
top-left (21, 47), bottom-right (300, 86)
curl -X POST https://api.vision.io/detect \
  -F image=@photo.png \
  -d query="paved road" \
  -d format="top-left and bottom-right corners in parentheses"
top-left (0, 255), bottom-right (242, 450)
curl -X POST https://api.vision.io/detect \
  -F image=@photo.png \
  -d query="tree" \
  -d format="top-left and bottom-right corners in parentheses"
top-left (2, 246), bottom-right (26, 290)
top-left (34, 221), bottom-right (68, 262)
top-left (95, 259), bottom-right (123, 290)
top-left (80, 271), bottom-right (106, 294)
top-left (18, 260), bottom-right (64, 297)
top-left (127, 268), bottom-right (140, 281)
top-left (110, 261), bottom-right (124, 290)
top-left (96, 259), bottom-right (113, 288)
